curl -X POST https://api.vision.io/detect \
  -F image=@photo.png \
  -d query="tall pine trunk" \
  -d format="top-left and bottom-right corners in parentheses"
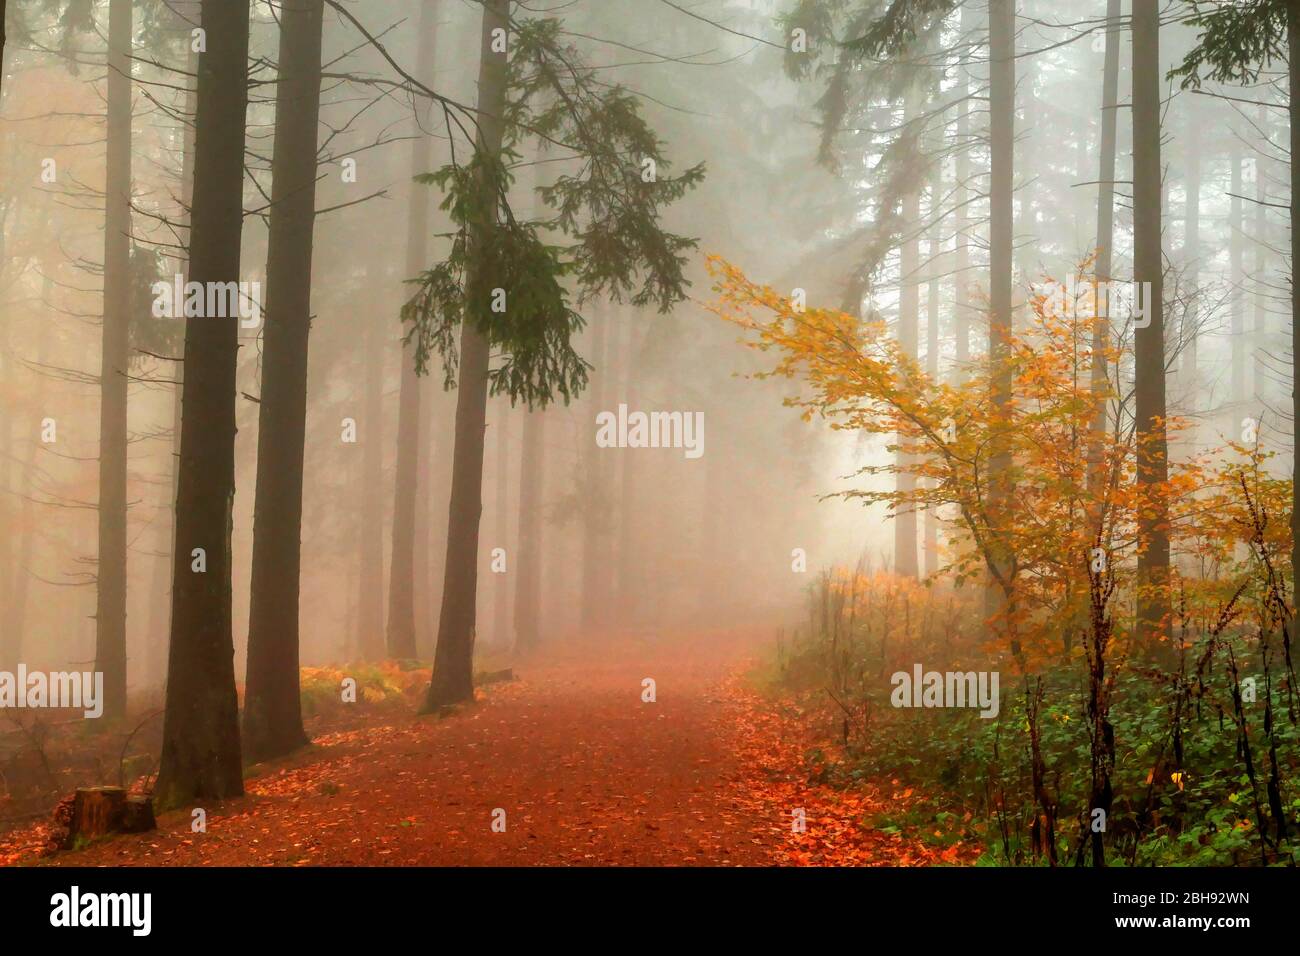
top-left (1230, 138), bottom-right (1245, 405)
top-left (492, 398), bottom-right (510, 646)
top-left (1288, 3), bottom-right (1299, 602)
top-left (1132, 0), bottom-right (1169, 650)
top-left (1181, 108), bottom-right (1200, 421)
top-left (1088, 0), bottom-right (1120, 496)
top-left (895, 90), bottom-right (921, 579)
top-left (513, 155), bottom-right (546, 651)
top-left (4, 278), bottom-right (52, 670)
top-left (954, 3), bottom-right (971, 375)
top-left (156, 0), bottom-right (251, 808)
top-left (388, 0), bottom-right (438, 659)
top-left (357, 297), bottom-right (386, 658)
top-left (1253, 105), bottom-right (1267, 412)
top-left (425, 0), bottom-right (510, 708)
top-left (242, 0), bottom-right (325, 763)
top-left (514, 404), bottom-right (544, 651)
top-left (616, 316), bottom-right (641, 619)
top-left (986, 0), bottom-right (1015, 623)
top-left (924, 218), bottom-right (940, 578)
top-left (580, 313), bottom-right (610, 624)
top-left (93, 0), bottom-right (133, 722)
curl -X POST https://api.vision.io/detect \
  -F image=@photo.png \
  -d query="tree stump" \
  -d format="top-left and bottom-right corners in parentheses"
top-left (68, 787), bottom-right (127, 844)
top-left (59, 786), bottom-right (155, 847)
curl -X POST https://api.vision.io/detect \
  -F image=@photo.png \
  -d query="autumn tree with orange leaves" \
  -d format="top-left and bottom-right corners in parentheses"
top-left (713, 256), bottom-right (1201, 660)
top-left (711, 253), bottom-right (1297, 864)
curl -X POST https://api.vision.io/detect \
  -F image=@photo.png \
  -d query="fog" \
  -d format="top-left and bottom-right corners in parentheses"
top-left (0, 0), bottom-right (1284, 717)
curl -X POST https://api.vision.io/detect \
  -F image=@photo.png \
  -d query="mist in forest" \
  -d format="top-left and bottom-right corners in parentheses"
top-left (0, 0), bottom-right (880, 691)
top-left (0, 0), bottom-right (1297, 879)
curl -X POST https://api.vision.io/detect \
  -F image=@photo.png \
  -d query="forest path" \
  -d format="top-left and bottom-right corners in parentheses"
top-left (35, 628), bottom-right (840, 866)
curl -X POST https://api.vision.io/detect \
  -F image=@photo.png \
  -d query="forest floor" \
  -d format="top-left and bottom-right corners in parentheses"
top-left (3, 628), bottom-right (965, 866)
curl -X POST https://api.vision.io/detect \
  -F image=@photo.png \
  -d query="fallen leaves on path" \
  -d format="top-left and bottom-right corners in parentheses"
top-left (2, 632), bottom-right (973, 867)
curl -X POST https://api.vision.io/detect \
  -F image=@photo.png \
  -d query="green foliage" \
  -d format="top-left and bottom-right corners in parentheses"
top-left (842, 0), bottom-right (959, 60)
top-left (404, 151), bottom-right (589, 408)
top-left (1170, 0), bottom-right (1289, 89)
top-left (774, 569), bottom-right (1300, 866)
top-left (776, 0), bottom-right (946, 283)
top-left (401, 13), bottom-right (704, 411)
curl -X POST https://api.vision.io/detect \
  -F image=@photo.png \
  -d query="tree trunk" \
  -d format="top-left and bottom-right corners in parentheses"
top-left (954, 3), bottom-right (971, 376)
top-left (424, 0), bottom-right (511, 709)
top-left (895, 88), bottom-right (921, 580)
top-left (580, 312), bottom-right (611, 624)
top-left (492, 397), bottom-right (510, 646)
top-left (1253, 108), bottom-right (1266, 410)
top-left (1288, 3), bottom-right (1299, 602)
top-left (1230, 137), bottom-right (1245, 405)
top-left (242, 0), bottom-right (324, 764)
top-left (3, 278), bottom-right (51, 671)
top-left (357, 298), bottom-right (386, 659)
top-left (93, 0), bottom-right (134, 722)
top-left (986, 0), bottom-right (1015, 620)
top-left (514, 404), bottom-right (544, 652)
top-left (616, 315), bottom-right (641, 620)
top-left (155, 0), bottom-right (250, 809)
top-left (387, 0), bottom-right (438, 660)
top-left (1087, 0), bottom-right (1120, 498)
top-left (0, 0), bottom-right (7, 101)
top-left (924, 218), bottom-right (940, 578)
top-left (513, 155), bottom-right (547, 652)
top-left (426, 386), bottom-right (455, 642)
top-left (1181, 103), bottom-right (1200, 422)
top-left (1132, 0), bottom-right (1169, 650)
top-left (415, 375), bottom-right (434, 655)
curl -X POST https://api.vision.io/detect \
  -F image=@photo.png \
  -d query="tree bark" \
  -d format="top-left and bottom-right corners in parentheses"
top-left (514, 403), bottom-right (544, 652)
top-left (1230, 137), bottom-right (1245, 405)
top-left (1087, 0), bottom-right (1120, 497)
top-left (1253, 105), bottom-right (1267, 411)
top-left (424, 0), bottom-right (510, 709)
top-left (1288, 3), bottom-right (1299, 603)
top-left (242, 0), bottom-right (324, 763)
top-left (415, 373), bottom-right (434, 655)
top-left (894, 83), bottom-right (922, 580)
top-left (3, 278), bottom-right (51, 671)
top-left (1180, 103), bottom-right (1200, 424)
top-left (924, 216), bottom-right (940, 578)
top-left (580, 312), bottom-right (611, 625)
top-left (387, 0), bottom-right (438, 660)
top-left (986, 0), bottom-right (1015, 620)
top-left (1132, 0), bottom-right (1169, 650)
top-left (513, 155), bottom-right (547, 652)
top-left (0, 0), bottom-right (7, 101)
top-left (954, 3), bottom-right (971, 376)
top-left (615, 315), bottom-right (641, 620)
top-left (93, 0), bottom-right (134, 722)
top-left (896, 121), bottom-right (920, 580)
top-left (155, 0), bottom-right (251, 809)
top-left (492, 397), bottom-right (510, 646)
top-left (358, 290), bottom-right (386, 659)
